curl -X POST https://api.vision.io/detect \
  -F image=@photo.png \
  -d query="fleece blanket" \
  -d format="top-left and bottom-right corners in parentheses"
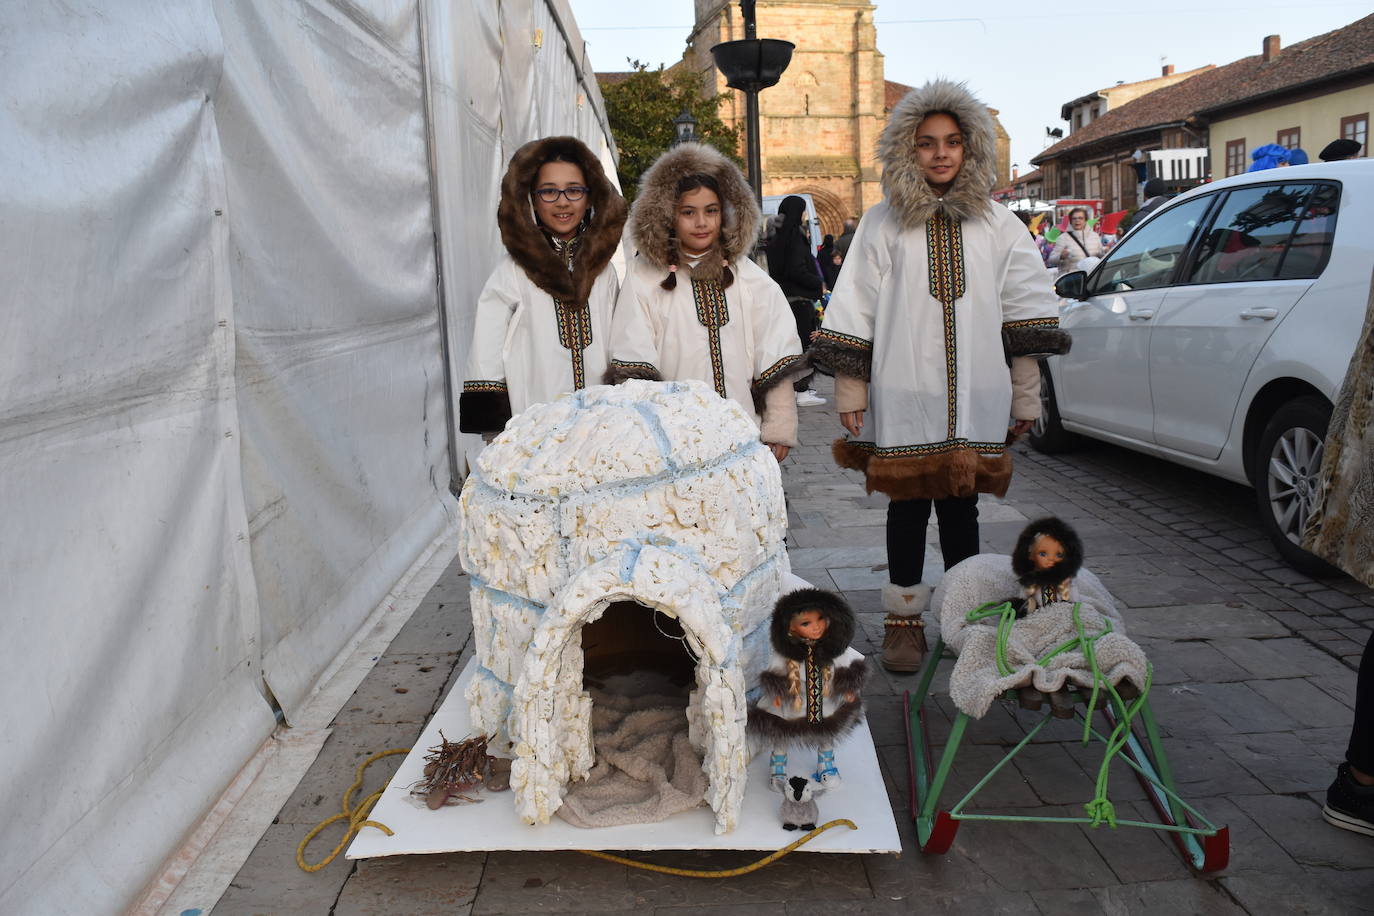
top-left (932, 553), bottom-right (1149, 719)
top-left (555, 688), bottom-right (706, 828)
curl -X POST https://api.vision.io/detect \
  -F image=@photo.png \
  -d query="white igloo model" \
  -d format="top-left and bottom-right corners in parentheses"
top-left (458, 379), bottom-right (789, 834)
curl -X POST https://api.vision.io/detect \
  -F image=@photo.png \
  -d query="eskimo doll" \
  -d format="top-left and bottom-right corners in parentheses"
top-left (458, 136), bottom-right (628, 435)
top-left (605, 142), bottom-right (805, 460)
top-left (749, 589), bottom-right (867, 788)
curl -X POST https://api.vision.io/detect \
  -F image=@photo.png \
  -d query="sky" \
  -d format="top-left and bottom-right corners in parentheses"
top-left (568, 0), bottom-right (1370, 176)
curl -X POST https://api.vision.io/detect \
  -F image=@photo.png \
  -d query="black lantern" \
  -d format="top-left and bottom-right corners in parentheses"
top-left (709, 1), bottom-right (793, 201)
top-left (671, 107), bottom-right (698, 147)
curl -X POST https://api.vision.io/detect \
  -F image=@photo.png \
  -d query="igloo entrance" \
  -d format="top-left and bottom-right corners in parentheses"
top-left (581, 600), bottom-right (696, 691)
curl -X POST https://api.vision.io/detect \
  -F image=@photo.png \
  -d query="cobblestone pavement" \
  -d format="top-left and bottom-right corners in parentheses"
top-left (214, 375), bottom-right (1372, 915)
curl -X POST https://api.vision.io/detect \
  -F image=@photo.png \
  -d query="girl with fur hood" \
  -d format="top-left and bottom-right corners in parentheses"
top-left (749, 589), bottom-right (867, 789)
top-left (810, 80), bottom-right (1071, 674)
top-left (458, 136), bottom-right (628, 435)
top-left (605, 143), bottom-right (806, 459)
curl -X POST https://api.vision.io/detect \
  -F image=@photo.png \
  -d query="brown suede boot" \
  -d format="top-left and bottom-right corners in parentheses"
top-left (881, 583), bottom-right (931, 673)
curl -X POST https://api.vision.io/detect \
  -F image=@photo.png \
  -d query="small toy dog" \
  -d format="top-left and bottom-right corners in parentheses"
top-left (778, 775), bottom-right (823, 831)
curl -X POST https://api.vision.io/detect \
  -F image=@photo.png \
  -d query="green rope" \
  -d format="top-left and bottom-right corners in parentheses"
top-left (963, 599), bottom-right (1154, 828)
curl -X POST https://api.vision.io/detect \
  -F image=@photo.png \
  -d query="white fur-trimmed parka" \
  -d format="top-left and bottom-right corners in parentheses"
top-left (811, 80), bottom-right (1070, 500)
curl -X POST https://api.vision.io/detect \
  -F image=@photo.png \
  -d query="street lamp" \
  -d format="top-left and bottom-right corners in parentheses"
top-left (709, 0), bottom-right (793, 201)
top-left (671, 107), bottom-right (698, 147)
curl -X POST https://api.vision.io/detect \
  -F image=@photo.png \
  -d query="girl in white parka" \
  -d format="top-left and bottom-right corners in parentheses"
top-left (605, 143), bottom-right (805, 461)
top-left (811, 80), bottom-right (1072, 674)
top-left (458, 137), bottom-right (628, 436)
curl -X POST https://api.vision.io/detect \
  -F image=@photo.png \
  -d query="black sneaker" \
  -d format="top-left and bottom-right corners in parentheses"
top-left (1322, 762), bottom-right (1374, 838)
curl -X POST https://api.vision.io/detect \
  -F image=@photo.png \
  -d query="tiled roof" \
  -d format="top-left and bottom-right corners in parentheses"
top-left (1033, 13), bottom-right (1374, 164)
top-left (884, 79), bottom-right (914, 111)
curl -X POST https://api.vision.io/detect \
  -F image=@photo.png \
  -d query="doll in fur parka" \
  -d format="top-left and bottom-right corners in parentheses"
top-left (1010, 516), bottom-right (1084, 616)
top-left (749, 589), bottom-right (867, 788)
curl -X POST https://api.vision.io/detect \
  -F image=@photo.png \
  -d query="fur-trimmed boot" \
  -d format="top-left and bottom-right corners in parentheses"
top-left (881, 583), bottom-right (931, 673)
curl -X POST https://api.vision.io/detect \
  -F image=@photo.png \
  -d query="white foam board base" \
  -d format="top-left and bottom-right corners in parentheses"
top-left (348, 659), bottom-right (901, 858)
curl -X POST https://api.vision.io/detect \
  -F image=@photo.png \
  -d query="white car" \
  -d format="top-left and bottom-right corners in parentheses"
top-left (1033, 160), bottom-right (1373, 572)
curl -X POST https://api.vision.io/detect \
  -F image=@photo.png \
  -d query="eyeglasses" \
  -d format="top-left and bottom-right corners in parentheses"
top-left (533, 186), bottom-right (589, 203)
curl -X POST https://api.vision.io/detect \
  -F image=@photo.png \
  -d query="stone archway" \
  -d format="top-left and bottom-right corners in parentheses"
top-left (782, 185), bottom-right (847, 239)
top-left (508, 542), bottom-right (748, 834)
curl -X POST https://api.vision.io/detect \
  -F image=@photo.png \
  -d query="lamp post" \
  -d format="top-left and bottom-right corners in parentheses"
top-left (671, 107), bottom-right (698, 147)
top-left (709, 0), bottom-right (793, 201)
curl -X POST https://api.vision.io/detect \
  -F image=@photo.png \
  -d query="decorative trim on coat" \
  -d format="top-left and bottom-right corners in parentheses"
top-left (808, 331), bottom-right (873, 382)
top-left (833, 437), bottom-right (1014, 501)
top-left (459, 383), bottom-right (513, 434)
top-left (603, 360), bottom-right (662, 385)
top-left (691, 278), bottom-right (731, 399)
top-left (1002, 321), bottom-right (1073, 359)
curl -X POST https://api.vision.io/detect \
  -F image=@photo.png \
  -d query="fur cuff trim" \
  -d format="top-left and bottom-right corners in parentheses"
top-left (458, 387), bottom-right (512, 434)
top-left (603, 360), bottom-right (662, 385)
top-left (1003, 325), bottom-right (1072, 358)
top-left (809, 334), bottom-right (872, 382)
top-left (882, 582), bottom-right (932, 615)
top-left (831, 658), bottom-right (868, 697)
top-left (833, 439), bottom-right (1014, 500)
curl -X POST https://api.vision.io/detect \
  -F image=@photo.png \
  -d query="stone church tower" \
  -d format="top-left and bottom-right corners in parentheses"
top-left (683, 0), bottom-right (886, 236)
top-left (682, 0), bottom-right (1012, 237)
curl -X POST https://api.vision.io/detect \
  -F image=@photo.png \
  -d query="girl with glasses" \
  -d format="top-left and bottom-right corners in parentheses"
top-left (606, 143), bottom-right (806, 461)
top-left (458, 137), bottom-right (627, 437)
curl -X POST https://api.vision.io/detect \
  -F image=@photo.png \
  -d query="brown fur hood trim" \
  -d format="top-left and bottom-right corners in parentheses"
top-left (497, 136), bottom-right (627, 305)
top-left (769, 588), bottom-right (856, 663)
top-left (878, 80), bottom-right (998, 228)
top-left (629, 142), bottom-right (760, 269)
top-left (1011, 517), bottom-right (1084, 587)
top-left (833, 439), bottom-right (1013, 500)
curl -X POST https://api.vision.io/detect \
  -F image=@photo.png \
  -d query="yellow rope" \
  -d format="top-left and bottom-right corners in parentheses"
top-left (298, 748), bottom-right (857, 878)
top-left (578, 819), bottom-right (858, 877)
top-left (296, 748), bottom-right (410, 872)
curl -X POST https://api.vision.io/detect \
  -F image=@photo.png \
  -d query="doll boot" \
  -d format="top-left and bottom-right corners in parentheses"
top-left (814, 748), bottom-right (841, 788)
top-left (769, 752), bottom-right (788, 791)
top-left (881, 583), bottom-right (931, 673)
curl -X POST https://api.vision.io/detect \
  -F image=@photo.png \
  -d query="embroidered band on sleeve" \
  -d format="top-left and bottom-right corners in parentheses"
top-left (813, 328), bottom-right (873, 351)
top-left (462, 379), bottom-right (509, 392)
top-left (1002, 317), bottom-right (1061, 330)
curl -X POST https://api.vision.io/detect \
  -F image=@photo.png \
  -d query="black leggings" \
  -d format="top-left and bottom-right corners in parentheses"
top-left (1350, 630), bottom-right (1374, 774)
top-left (886, 495), bottom-right (980, 587)
top-left (788, 297), bottom-right (816, 391)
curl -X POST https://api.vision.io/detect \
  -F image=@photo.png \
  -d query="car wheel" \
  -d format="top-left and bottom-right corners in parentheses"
top-left (1028, 361), bottom-right (1080, 454)
top-left (1253, 396), bottom-right (1340, 576)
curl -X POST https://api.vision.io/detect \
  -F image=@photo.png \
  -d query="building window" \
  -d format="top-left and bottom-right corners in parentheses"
top-left (1341, 113), bottom-right (1368, 155)
top-left (1074, 111), bottom-right (1083, 129)
top-left (1276, 127), bottom-right (1300, 149)
top-left (1225, 138), bottom-right (1246, 177)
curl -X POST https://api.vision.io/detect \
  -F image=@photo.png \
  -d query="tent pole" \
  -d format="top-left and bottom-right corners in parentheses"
top-left (415, 0), bottom-right (463, 494)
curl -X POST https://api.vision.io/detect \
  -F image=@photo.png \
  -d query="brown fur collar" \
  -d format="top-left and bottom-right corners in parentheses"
top-left (497, 136), bottom-right (627, 306)
top-left (833, 438), bottom-right (1013, 500)
top-left (878, 80), bottom-right (998, 229)
top-left (629, 142), bottom-right (760, 270)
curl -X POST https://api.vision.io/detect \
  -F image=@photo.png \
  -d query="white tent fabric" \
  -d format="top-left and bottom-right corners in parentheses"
top-left (0, 0), bottom-right (618, 912)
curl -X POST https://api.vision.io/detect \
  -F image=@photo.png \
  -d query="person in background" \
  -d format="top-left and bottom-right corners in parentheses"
top-left (835, 217), bottom-right (858, 257)
top-left (818, 234), bottom-right (841, 288)
top-left (1287, 147), bottom-right (1309, 166)
top-left (767, 195), bottom-right (828, 408)
top-left (1248, 143), bottom-right (1291, 171)
top-left (1319, 138), bottom-right (1361, 161)
top-left (1050, 207), bottom-right (1105, 277)
top-left (1117, 177), bottom-right (1169, 236)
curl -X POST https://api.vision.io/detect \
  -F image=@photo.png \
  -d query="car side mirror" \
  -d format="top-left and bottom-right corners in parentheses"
top-left (1054, 270), bottom-right (1088, 300)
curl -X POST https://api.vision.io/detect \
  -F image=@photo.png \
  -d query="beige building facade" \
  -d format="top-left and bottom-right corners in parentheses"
top-left (1207, 82), bottom-right (1373, 176)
